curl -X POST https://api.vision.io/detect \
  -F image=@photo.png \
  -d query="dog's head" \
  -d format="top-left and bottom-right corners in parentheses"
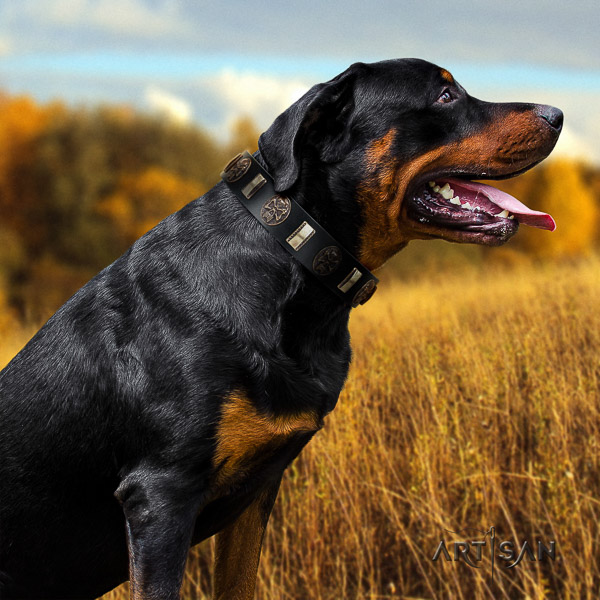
top-left (258, 58), bottom-right (562, 270)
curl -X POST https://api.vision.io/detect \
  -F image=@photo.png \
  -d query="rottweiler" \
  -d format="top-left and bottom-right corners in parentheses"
top-left (0, 58), bottom-right (561, 599)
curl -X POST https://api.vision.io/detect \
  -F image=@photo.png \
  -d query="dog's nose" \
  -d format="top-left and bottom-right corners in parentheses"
top-left (535, 105), bottom-right (563, 132)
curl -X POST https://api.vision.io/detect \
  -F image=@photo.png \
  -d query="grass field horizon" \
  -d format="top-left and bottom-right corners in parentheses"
top-left (3, 255), bottom-right (599, 599)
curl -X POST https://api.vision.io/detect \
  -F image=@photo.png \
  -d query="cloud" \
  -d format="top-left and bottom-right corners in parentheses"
top-left (0, 36), bottom-right (10, 56)
top-left (203, 69), bottom-right (310, 131)
top-left (2, 0), bottom-right (191, 41)
top-left (145, 86), bottom-right (193, 124)
top-left (550, 124), bottom-right (596, 164)
top-left (1, 1), bottom-right (598, 72)
top-left (87, 0), bottom-right (189, 37)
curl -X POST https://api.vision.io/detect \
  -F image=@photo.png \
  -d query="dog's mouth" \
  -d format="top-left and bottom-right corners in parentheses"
top-left (405, 176), bottom-right (556, 245)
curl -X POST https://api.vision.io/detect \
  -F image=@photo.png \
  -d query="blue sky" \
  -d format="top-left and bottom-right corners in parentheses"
top-left (1, 0), bottom-right (598, 162)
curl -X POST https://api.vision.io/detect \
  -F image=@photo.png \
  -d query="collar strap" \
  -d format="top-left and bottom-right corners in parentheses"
top-left (221, 151), bottom-right (378, 308)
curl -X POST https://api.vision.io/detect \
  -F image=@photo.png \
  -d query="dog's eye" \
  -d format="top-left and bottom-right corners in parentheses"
top-left (437, 89), bottom-right (454, 104)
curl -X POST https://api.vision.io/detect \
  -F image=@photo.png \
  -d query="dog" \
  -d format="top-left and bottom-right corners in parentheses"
top-left (0, 58), bottom-right (561, 599)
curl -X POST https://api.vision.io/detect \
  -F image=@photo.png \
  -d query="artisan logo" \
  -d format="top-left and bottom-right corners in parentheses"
top-left (432, 526), bottom-right (556, 580)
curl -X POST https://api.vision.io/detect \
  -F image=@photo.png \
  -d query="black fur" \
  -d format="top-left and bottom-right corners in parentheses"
top-left (0, 58), bottom-right (561, 599)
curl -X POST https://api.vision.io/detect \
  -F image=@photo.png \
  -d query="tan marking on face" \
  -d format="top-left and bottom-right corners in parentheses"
top-left (357, 143), bottom-right (445, 270)
top-left (357, 110), bottom-right (553, 269)
top-left (214, 392), bottom-right (320, 485)
top-left (436, 111), bottom-right (548, 174)
top-left (440, 69), bottom-right (454, 83)
top-left (365, 128), bottom-right (396, 168)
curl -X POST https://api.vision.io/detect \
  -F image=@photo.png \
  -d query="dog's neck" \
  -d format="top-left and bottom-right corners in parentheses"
top-left (225, 150), bottom-right (375, 316)
top-left (255, 151), bottom-right (365, 258)
top-left (249, 149), bottom-right (357, 329)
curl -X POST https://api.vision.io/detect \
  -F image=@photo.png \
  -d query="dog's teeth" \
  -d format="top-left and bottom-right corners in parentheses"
top-left (498, 209), bottom-right (509, 218)
top-left (462, 201), bottom-right (472, 210)
top-left (440, 184), bottom-right (454, 200)
top-left (433, 185), bottom-right (441, 193)
top-left (429, 181), bottom-right (436, 188)
top-left (450, 196), bottom-right (461, 205)
top-left (508, 214), bottom-right (515, 220)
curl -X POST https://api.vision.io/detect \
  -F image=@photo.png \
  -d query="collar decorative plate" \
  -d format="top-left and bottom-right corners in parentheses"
top-left (352, 279), bottom-right (377, 307)
top-left (221, 153), bottom-right (251, 182)
top-left (261, 195), bottom-right (292, 226)
top-left (313, 246), bottom-right (342, 276)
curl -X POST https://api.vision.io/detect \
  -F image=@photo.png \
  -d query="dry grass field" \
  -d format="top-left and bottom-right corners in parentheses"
top-left (3, 256), bottom-right (600, 599)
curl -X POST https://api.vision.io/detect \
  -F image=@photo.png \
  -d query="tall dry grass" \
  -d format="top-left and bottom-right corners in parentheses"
top-left (247, 257), bottom-right (599, 600)
top-left (3, 257), bottom-right (599, 599)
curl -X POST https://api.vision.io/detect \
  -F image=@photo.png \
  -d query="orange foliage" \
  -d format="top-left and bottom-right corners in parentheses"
top-left (516, 160), bottom-right (599, 258)
top-left (0, 96), bottom-right (58, 206)
top-left (0, 95), bottom-right (66, 257)
top-left (227, 115), bottom-right (260, 155)
top-left (0, 95), bottom-right (48, 172)
top-left (97, 167), bottom-right (205, 243)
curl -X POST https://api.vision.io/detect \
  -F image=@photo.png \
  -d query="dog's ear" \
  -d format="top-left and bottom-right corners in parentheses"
top-left (258, 63), bottom-right (365, 192)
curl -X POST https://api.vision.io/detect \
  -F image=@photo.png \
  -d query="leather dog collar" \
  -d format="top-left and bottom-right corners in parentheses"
top-left (221, 151), bottom-right (378, 308)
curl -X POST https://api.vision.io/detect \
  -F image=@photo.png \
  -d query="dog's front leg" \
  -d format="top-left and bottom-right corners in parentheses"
top-left (213, 480), bottom-right (281, 600)
top-left (116, 470), bottom-right (201, 600)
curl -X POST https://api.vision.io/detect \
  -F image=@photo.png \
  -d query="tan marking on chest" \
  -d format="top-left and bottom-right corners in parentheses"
top-left (214, 392), bottom-right (320, 485)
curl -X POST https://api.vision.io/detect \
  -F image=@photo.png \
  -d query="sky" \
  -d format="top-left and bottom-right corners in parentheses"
top-left (0, 0), bottom-right (598, 163)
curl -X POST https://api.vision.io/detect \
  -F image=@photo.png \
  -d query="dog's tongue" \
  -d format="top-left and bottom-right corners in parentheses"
top-left (445, 178), bottom-right (556, 231)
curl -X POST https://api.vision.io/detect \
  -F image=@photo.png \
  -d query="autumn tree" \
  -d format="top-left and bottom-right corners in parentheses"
top-left (511, 160), bottom-right (598, 258)
top-left (0, 95), bottom-right (56, 249)
top-left (0, 94), bottom-right (231, 319)
top-left (97, 167), bottom-right (205, 245)
top-left (226, 115), bottom-right (261, 156)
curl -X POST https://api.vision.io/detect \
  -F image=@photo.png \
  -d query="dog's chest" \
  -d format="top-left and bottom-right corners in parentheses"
top-left (212, 392), bottom-right (321, 490)
top-left (188, 393), bottom-right (320, 541)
